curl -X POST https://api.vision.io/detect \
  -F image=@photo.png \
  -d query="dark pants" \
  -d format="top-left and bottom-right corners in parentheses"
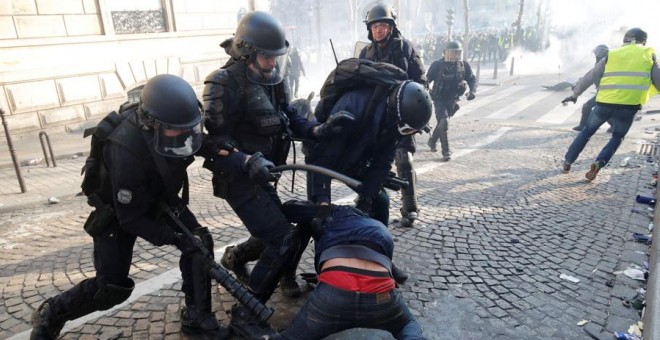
top-left (281, 282), bottom-right (424, 340)
top-left (577, 96), bottom-right (614, 130)
top-left (48, 209), bottom-right (204, 322)
top-left (289, 75), bottom-right (301, 97)
top-left (565, 104), bottom-right (638, 166)
top-left (429, 99), bottom-right (455, 156)
top-left (225, 174), bottom-right (298, 300)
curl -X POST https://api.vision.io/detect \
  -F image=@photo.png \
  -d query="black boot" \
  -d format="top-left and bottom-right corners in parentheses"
top-left (221, 238), bottom-right (265, 285)
top-left (279, 272), bottom-right (302, 298)
top-left (30, 300), bottom-right (64, 340)
top-left (230, 304), bottom-right (281, 339)
top-left (181, 304), bottom-right (229, 339)
top-left (391, 263), bottom-right (409, 284)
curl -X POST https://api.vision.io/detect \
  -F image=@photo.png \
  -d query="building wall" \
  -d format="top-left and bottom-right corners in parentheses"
top-left (0, 0), bottom-right (268, 136)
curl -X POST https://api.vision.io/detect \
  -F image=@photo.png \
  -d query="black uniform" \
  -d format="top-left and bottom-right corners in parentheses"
top-left (426, 59), bottom-right (477, 157)
top-left (202, 60), bottom-right (317, 301)
top-left (359, 31), bottom-right (427, 224)
top-left (31, 107), bottom-right (219, 339)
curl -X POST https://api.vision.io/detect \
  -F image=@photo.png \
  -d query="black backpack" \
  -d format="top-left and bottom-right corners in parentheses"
top-left (314, 58), bottom-right (408, 123)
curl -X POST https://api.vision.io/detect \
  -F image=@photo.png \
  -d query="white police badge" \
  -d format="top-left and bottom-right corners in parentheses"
top-left (117, 189), bottom-right (133, 204)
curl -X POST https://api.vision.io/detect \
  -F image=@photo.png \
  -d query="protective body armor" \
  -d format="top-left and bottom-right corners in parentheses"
top-left (430, 61), bottom-right (466, 100)
top-left (204, 61), bottom-right (291, 165)
top-left (364, 38), bottom-right (408, 74)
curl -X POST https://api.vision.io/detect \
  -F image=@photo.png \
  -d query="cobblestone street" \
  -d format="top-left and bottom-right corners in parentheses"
top-left (1, 115), bottom-right (656, 339)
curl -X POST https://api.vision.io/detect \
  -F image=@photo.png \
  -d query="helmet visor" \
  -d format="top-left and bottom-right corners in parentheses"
top-left (247, 51), bottom-right (288, 85)
top-left (154, 120), bottom-right (203, 158)
top-left (444, 49), bottom-right (463, 62)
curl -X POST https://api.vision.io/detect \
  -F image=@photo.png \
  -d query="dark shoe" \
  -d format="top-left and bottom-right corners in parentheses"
top-left (427, 140), bottom-right (437, 152)
top-left (31, 300), bottom-right (64, 340)
top-left (221, 246), bottom-right (251, 285)
top-left (442, 154), bottom-right (451, 161)
top-left (562, 161), bottom-right (571, 174)
top-left (585, 162), bottom-right (601, 181)
top-left (230, 305), bottom-right (280, 340)
top-left (399, 210), bottom-right (417, 228)
top-left (279, 273), bottom-right (302, 298)
top-left (391, 264), bottom-right (409, 284)
top-left (181, 306), bottom-right (229, 339)
top-left (572, 125), bottom-right (583, 131)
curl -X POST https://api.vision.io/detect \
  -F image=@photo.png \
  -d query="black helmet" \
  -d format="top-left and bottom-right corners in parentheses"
top-left (365, 4), bottom-right (397, 42)
top-left (364, 4), bottom-right (397, 26)
top-left (623, 27), bottom-right (647, 45)
top-left (233, 11), bottom-right (289, 57)
top-left (592, 44), bottom-right (609, 61)
top-left (139, 74), bottom-right (203, 158)
top-left (389, 81), bottom-right (432, 135)
top-left (232, 11), bottom-right (289, 85)
top-left (444, 41), bottom-right (463, 62)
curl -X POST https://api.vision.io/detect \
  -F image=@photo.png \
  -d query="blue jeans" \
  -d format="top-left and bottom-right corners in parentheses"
top-left (281, 283), bottom-right (424, 340)
top-left (565, 104), bottom-right (637, 166)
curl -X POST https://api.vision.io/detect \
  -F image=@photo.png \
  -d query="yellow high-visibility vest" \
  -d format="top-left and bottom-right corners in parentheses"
top-left (596, 44), bottom-right (656, 105)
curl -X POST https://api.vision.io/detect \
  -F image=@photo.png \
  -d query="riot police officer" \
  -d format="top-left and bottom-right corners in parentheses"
top-left (426, 41), bottom-right (477, 161)
top-left (201, 11), bottom-right (352, 338)
top-left (306, 80), bottom-right (432, 284)
top-left (358, 3), bottom-right (428, 229)
top-left (30, 74), bottom-right (227, 339)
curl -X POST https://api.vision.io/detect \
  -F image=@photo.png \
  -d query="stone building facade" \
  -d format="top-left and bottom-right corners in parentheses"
top-left (0, 0), bottom-right (267, 137)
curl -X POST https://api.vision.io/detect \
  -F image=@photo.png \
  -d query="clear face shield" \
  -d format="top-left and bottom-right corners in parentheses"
top-left (444, 48), bottom-right (463, 62)
top-left (247, 50), bottom-right (289, 85)
top-left (153, 119), bottom-right (203, 158)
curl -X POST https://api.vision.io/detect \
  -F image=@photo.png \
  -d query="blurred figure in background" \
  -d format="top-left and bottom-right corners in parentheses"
top-left (572, 44), bottom-right (614, 132)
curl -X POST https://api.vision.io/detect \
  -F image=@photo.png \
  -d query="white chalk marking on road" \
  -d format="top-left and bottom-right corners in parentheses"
top-left (9, 239), bottom-right (248, 340)
top-left (454, 86), bottom-right (527, 118)
top-left (485, 91), bottom-right (556, 120)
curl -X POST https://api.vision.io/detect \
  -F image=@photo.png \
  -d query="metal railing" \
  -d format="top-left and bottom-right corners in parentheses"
top-left (38, 131), bottom-right (57, 167)
top-left (0, 108), bottom-right (27, 193)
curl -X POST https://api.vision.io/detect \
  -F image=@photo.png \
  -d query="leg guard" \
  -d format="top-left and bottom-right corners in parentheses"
top-left (32, 277), bottom-right (134, 339)
top-left (395, 149), bottom-right (419, 222)
top-left (221, 237), bottom-right (265, 285)
top-left (180, 256), bottom-right (228, 338)
top-left (249, 225), bottom-right (303, 302)
top-left (371, 190), bottom-right (391, 227)
top-left (437, 118), bottom-right (450, 157)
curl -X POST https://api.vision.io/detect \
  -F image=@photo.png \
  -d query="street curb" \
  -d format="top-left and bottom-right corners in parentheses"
top-left (645, 186), bottom-right (660, 340)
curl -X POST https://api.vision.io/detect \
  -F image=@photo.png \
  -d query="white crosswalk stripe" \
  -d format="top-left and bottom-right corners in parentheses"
top-left (454, 86), bottom-right (527, 117)
top-left (485, 90), bottom-right (557, 120)
top-left (536, 96), bottom-right (589, 124)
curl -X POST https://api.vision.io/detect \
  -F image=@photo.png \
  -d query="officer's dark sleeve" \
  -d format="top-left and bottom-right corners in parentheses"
top-left (464, 62), bottom-right (478, 93)
top-left (201, 69), bottom-right (248, 177)
top-left (404, 40), bottom-right (428, 85)
top-left (426, 61), bottom-right (438, 86)
top-left (307, 102), bottom-right (356, 204)
top-left (285, 106), bottom-right (318, 139)
top-left (106, 143), bottom-right (177, 246)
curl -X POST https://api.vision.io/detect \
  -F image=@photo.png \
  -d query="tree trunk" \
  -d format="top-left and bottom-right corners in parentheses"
top-left (463, 0), bottom-right (470, 61)
top-left (515, 0), bottom-right (524, 47)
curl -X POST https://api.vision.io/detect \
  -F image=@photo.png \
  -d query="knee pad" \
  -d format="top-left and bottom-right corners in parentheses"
top-left (93, 279), bottom-right (134, 310)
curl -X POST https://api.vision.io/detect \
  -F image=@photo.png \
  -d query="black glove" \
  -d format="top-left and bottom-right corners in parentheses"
top-left (421, 124), bottom-right (432, 134)
top-left (355, 196), bottom-right (374, 217)
top-left (314, 111), bottom-right (356, 138)
top-left (192, 227), bottom-right (214, 259)
top-left (310, 204), bottom-right (332, 238)
top-left (172, 232), bottom-right (202, 255)
top-left (466, 92), bottom-right (476, 101)
top-left (243, 152), bottom-right (280, 186)
top-left (561, 95), bottom-right (577, 105)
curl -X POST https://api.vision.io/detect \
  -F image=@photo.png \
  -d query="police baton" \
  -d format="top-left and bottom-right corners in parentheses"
top-left (271, 164), bottom-right (362, 192)
top-left (160, 203), bottom-right (274, 323)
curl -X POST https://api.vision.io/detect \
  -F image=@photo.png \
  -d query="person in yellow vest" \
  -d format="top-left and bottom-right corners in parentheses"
top-left (561, 27), bottom-right (660, 181)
